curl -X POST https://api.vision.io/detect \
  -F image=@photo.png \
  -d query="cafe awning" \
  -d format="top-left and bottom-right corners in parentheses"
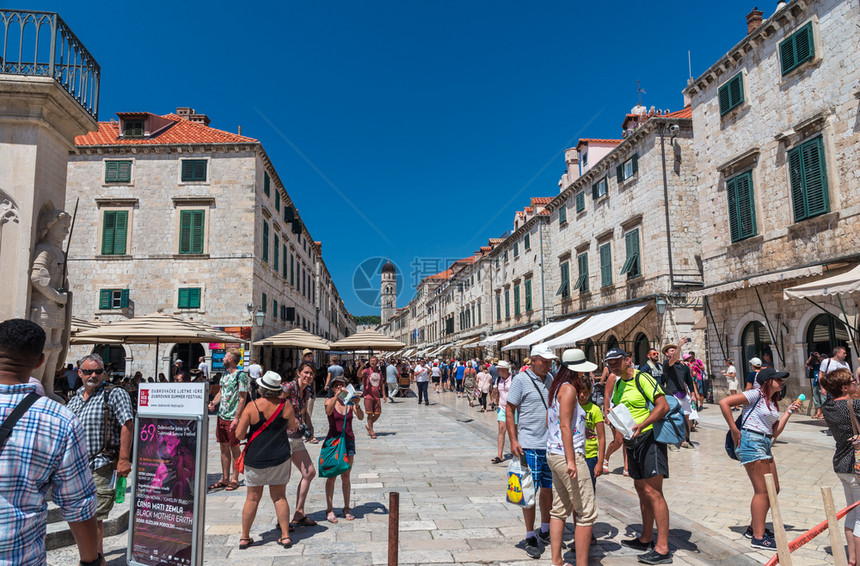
top-left (456, 335), bottom-right (484, 348)
top-left (252, 328), bottom-right (331, 350)
top-left (783, 264), bottom-right (860, 300)
top-left (501, 316), bottom-right (587, 351)
top-left (329, 329), bottom-right (406, 351)
top-left (477, 328), bottom-right (530, 347)
top-left (545, 303), bottom-right (649, 349)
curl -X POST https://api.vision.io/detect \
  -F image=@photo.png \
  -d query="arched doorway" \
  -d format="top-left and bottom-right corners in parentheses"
top-left (741, 321), bottom-right (772, 372)
top-left (92, 344), bottom-right (126, 378)
top-left (807, 314), bottom-right (851, 360)
top-left (633, 333), bottom-right (650, 366)
top-left (583, 339), bottom-right (595, 365)
top-left (170, 343), bottom-right (205, 377)
top-left (606, 335), bottom-right (619, 352)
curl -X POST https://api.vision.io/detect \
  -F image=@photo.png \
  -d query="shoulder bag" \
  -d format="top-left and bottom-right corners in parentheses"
top-left (319, 406), bottom-right (352, 478)
top-left (525, 370), bottom-right (549, 411)
top-left (725, 391), bottom-right (761, 460)
top-left (235, 400), bottom-right (285, 474)
top-left (633, 371), bottom-right (686, 446)
top-left (0, 392), bottom-right (40, 455)
top-left (847, 399), bottom-right (860, 478)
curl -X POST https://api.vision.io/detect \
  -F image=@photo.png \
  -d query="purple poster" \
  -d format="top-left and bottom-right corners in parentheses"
top-left (130, 418), bottom-right (198, 566)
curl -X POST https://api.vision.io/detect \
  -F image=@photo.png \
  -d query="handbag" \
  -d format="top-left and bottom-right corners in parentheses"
top-left (847, 399), bottom-right (860, 478)
top-left (725, 391), bottom-right (761, 460)
top-left (319, 406), bottom-right (352, 478)
top-left (235, 400), bottom-right (285, 474)
top-left (505, 457), bottom-right (535, 509)
top-left (631, 371), bottom-right (686, 446)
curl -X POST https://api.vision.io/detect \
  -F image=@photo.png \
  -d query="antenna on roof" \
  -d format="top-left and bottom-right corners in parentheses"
top-left (636, 80), bottom-right (646, 106)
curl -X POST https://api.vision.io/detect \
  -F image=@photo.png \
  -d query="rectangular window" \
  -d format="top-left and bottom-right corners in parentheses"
top-left (617, 154), bottom-right (639, 182)
top-left (122, 120), bottom-right (144, 138)
top-left (290, 253), bottom-right (295, 286)
top-left (558, 262), bottom-right (570, 299)
top-left (283, 244), bottom-right (288, 278)
top-left (504, 289), bottom-right (510, 318)
top-left (780, 22), bottom-right (814, 75)
top-left (525, 279), bottom-right (533, 311)
top-left (264, 172), bottom-right (271, 196)
top-left (262, 221), bottom-right (269, 263)
top-left (504, 249), bottom-right (509, 262)
top-left (575, 192), bottom-right (585, 213)
top-left (718, 73), bottom-right (745, 115)
top-left (274, 234), bottom-right (280, 271)
top-left (181, 159), bottom-right (207, 182)
top-left (178, 210), bottom-right (205, 254)
top-left (514, 242), bottom-right (519, 257)
top-left (496, 293), bottom-right (501, 321)
top-left (105, 160), bottom-right (132, 183)
top-left (599, 243), bottom-right (613, 287)
top-left (621, 229), bottom-right (642, 278)
top-left (524, 233), bottom-right (531, 250)
top-left (101, 210), bottom-right (128, 255)
top-left (177, 287), bottom-right (201, 309)
top-left (261, 293), bottom-right (267, 314)
top-left (275, 190), bottom-right (280, 212)
top-left (273, 299), bottom-right (278, 318)
top-left (99, 289), bottom-right (129, 310)
top-left (726, 171), bottom-right (757, 241)
top-left (514, 284), bottom-right (521, 315)
top-left (788, 136), bottom-right (829, 222)
top-left (559, 205), bottom-right (567, 225)
top-left (592, 176), bottom-right (607, 199)
top-left (574, 253), bottom-right (589, 294)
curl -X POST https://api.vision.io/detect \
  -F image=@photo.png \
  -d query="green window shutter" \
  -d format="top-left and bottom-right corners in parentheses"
top-left (802, 137), bottom-right (829, 218)
top-left (262, 222), bottom-right (269, 263)
top-left (592, 182), bottom-right (599, 200)
top-left (788, 145), bottom-right (805, 221)
top-left (576, 192), bottom-right (585, 213)
top-left (727, 172), bottom-right (757, 242)
top-left (616, 164), bottom-right (623, 184)
top-left (559, 206), bottom-right (567, 224)
top-left (524, 233), bottom-right (530, 250)
top-left (119, 289), bottom-right (129, 308)
top-left (729, 74), bottom-right (744, 108)
top-left (177, 288), bottom-right (189, 308)
top-left (264, 172), bottom-right (271, 196)
top-left (514, 242), bottom-right (519, 257)
top-left (290, 254), bottom-right (294, 285)
top-left (576, 253), bottom-right (589, 293)
top-left (781, 22), bottom-right (814, 75)
top-left (274, 234), bottom-right (280, 271)
top-left (718, 83), bottom-right (731, 114)
top-left (632, 153), bottom-right (638, 174)
top-left (600, 243), bottom-right (612, 287)
top-left (622, 229), bottom-right (641, 278)
top-left (275, 190), bottom-right (280, 212)
top-left (525, 280), bottom-right (532, 311)
top-left (726, 177), bottom-right (741, 242)
top-left (191, 210), bottom-right (205, 253)
top-left (283, 244), bottom-right (288, 278)
top-left (496, 294), bottom-right (501, 321)
top-left (102, 211), bottom-right (116, 255)
top-left (504, 290), bottom-right (510, 317)
top-left (105, 161), bottom-right (131, 183)
top-left (181, 160), bottom-right (207, 182)
top-left (105, 161), bottom-right (117, 182)
top-left (113, 211), bottom-right (128, 255)
top-left (261, 293), bottom-right (267, 314)
top-left (273, 300), bottom-right (278, 316)
top-left (779, 34), bottom-right (796, 74)
top-left (189, 287), bottom-right (201, 309)
top-left (99, 289), bottom-right (111, 310)
top-left (179, 210), bottom-right (191, 253)
top-left (514, 285), bottom-right (520, 315)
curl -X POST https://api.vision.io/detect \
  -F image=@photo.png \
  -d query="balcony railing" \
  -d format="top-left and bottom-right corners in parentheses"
top-left (0, 10), bottom-right (100, 118)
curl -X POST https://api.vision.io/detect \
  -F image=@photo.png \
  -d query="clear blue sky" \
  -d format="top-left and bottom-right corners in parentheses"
top-left (34, 0), bottom-right (762, 315)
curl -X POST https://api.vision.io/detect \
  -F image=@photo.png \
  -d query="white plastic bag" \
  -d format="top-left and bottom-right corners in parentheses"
top-left (506, 458), bottom-right (535, 509)
top-left (608, 403), bottom-right (637, 440)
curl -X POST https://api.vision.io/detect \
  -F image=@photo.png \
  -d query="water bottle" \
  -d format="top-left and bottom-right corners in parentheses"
top-left (115, 475), bottom-right (126, 504)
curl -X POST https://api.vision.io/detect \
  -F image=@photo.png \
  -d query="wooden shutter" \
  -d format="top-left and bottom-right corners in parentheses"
top-left (182, 160), bottom-right (206, 182)
top-left (780, 34), bottom-right (796, 74)
top-left (514, 285), bottom-right (520, 314)
top-left (623, 229), bottom-right (641, 277)
top-left (119, 289), bottom-right (129, 308)
top-left (600, 243), bottom-right (612, 287)
top-left (262, 222), bottom-right (269, 263)
top-left (99, 289), bottom-right (111, 310)
top-left (576, 192), bottom-right (584, 212)
top-left (275, 190), bottom-right (280, 211)
top-left (504, 290), bottom-right (510, 317)
top-left (788, 145), bottom-right (806, 221)
top-left (262, 293), bottom-right (267, 313)
top-left (525, 280), bottom-right (532, 310)
top-left (264, 172), bottom-right (271, 196)
top-left (802, 137), bottom-right (829, 218)
top-left (179, 211), bottom-right (192, 253)
top-left (559, 206), bottom-right (567, 224)
top-left (105, 161), bottom-right (132, 183)
top-left (729, 74), bottom-right (744, 108)
top-left (592, 181), bottom-right (599, 200)
top-left (102, 211), bottom-right (116, 255)
top-left (283, 244), bottom-right (288, 278)
top-left (795, 23), bottom-right (814, 66)
top-left (616, 164), bottom-right (623, 184)
top-left (632, 153), bottom-right (638, 174)
top-left (189, 287), bottom-right (201, 308)
top-left (113, 211), bottom-right (128, 255)
top-left (735, 172), bottom-right (756, 240)
top-left (719, 83), bottom-right (731, 114)
top-left (191, 210), bottom-right (205, 253)
top-left (727, 177), bottom-right (741, 242)
top-left (177, 287), bottom-right (189, 308)
top-left (274, 234), bottom-right (280, 271)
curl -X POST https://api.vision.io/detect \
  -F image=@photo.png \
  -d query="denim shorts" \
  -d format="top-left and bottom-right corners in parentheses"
top-left (524, 448), bottom-right (553, 490)
top-left (736, 429), bottom-right (773, 465)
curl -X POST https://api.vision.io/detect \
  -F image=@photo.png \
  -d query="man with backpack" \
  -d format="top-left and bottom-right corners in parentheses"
top-left (605, 347), bottom-right (672, 565)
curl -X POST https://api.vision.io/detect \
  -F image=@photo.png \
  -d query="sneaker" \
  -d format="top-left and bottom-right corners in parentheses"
top-left (743, 526), bottom-right (774, 539)
top-left (681, 441), bottom-right (695, 449)
top-left (750, 534), bottom-right (777, 550)
top-left (621, 537), bottom-right (654, 551)
top-left (537, 530), bottom-right (550, 546)
top-left (524, 536), bottom-right (542, 558)
top-left (638, 548), bottom-right (673, 564)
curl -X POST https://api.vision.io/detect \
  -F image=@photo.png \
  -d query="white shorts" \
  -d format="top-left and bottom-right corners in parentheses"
top-left (727, 381), bottom-right (739, 392)
top-left (679, 394), bottom-right (693, 416)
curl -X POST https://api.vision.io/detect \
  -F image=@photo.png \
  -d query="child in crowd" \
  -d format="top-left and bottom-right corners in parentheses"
top-left (578, 377), bottom-right (605, 490)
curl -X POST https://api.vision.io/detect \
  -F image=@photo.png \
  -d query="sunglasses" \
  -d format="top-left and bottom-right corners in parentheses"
top-left (80, 368), bottom-right (105, 376)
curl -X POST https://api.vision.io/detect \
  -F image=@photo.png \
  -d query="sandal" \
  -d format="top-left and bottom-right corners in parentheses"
top-left (278, 537), bottom-right (292, 549)
top-left (326, 510), bottom-right (338, 523)
top-left (292, 515), bottom-right (317, 527)
top-left (208, 479), bottom-right (229, 490)
top-left (239, 537), bottom-right (254, 550)
top-left (342, 508), bottom-right (355, 521)
top-left (225, 481), bottom-right (240, 491)
top-left (491, 457), bottom-right (503, 464)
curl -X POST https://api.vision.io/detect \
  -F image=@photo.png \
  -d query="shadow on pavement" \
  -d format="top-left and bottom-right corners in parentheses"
top-left (349, 501), bottom-right (388, 519)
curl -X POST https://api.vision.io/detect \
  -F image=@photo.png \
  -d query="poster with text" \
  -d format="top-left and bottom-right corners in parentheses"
top-left (130, 417), bottom-right (198, 566)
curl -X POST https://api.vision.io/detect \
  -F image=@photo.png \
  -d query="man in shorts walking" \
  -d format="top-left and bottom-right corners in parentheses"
top-left (361, 356), bottom-right (384, 438)
top-left (207, 349), bottom-right (248, 491)
top-left (605, 348), bottom-right (672, 565)
top-left (385, 359), bottom-right (399, 402)
top-left (505, 345), bottom-right (555, 559)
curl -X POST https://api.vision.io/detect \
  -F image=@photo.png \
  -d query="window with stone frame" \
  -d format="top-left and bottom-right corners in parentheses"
top-left (101, 210), bottom-right (128, 255)
top-left (574, 252), bottom-right (589, 294)
top-left (177, 287), bottom-right (201, 309)
top-left (621, 228), bottom-right (641, 279)
top-left (525, 279), bottom-right (533, 311)
top-left (726, 171), bottom-right (757, 241)
top-left (557, 261), bottom-right (570, 299)
top-left (599, 243), bottom-right (612, 287)
top-left (524, 232), bottom-right (531, 250)
top-left (575, 191), bottom-right (585, 213)
top-left (504, 289), bottom-right (510, 318)
top-left (617, 154), bottom-right (639, 182)
top-left (780, 22), bottom-right (815, 76)
top-left (591, 176), bottom-right (608, 200)
top-left (178, 210), bottom-right (205, 254)
top-left (788, 136), bottom-right (829, 222)
top-left (104, 160), bottom-right (132, 183)
top-left (181, 159), bottom-right (207, 183)
top-left (99, 289), bottom-right (129, 310)
top-left (559, 204), bottom-right (568, 225)
top-left (718, 73), bottom-right (745, 115)
top-left (514, 284), bottom-right (521, 315)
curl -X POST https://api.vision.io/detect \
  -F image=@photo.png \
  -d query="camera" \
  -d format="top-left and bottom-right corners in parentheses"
top-left (297, 424), bottom-right (313, 440)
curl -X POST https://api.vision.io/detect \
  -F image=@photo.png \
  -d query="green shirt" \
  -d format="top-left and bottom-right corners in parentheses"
top-left (611, 370), bottom-right (664, 433)
top-left (581, 401), bottom-right (604, 459)
top-left (218, 369), bottom-right (248, 420)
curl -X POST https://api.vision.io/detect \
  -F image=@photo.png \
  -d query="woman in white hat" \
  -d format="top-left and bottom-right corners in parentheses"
top-left (235, 371), bottom-right (300, 550)
top-left (491, 360), bottom-right (514, 464)
top-left (546, 349), bottom-right (599, 566)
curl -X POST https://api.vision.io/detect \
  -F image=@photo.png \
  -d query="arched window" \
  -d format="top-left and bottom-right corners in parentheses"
top-left (741, 321), bottom-right (772, 371)
top-left (807, 314), bottom-right (851, 359)
top-left (633, 333), bottom-right (650, 366)
top-left (583, 339), bottom-right (595, 364)
top-left (606, 335), bottom-right (619, 353)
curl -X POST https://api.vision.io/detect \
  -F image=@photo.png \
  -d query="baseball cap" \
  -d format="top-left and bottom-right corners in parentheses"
top-left (749, 357), bottom-right (762, 367)
top-left (603, 347), bottom-right (627, 362)
top-left (529, 344), bottom-right (558, 360)
top-left (756, 367), bottom-right (789, 385)
top-left (561, 349), bottom-right (597, 373)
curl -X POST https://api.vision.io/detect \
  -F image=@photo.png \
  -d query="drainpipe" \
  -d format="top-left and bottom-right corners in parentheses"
top-left (659, 122), bottom-right (676, 290)
top-left (539, 216), bottom-right (547, 326)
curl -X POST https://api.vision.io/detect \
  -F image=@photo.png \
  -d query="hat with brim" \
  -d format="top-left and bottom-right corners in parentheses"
top-left (331, 375), bottom-right (349, 387)
top-left (562, 349), bottom-right (598, 373)
top-left (257, 371), bottom-right (283, 391)
top-left (756, 367), bottom-right (789, 386)
top-left (302, 348), bottom-right (313, 356)
top-left (661, 344), bottom-right (678, 355)
top-left (530, 343), bottom-right (558, 361)
top-left (497, 360), bottom-right (513, 371)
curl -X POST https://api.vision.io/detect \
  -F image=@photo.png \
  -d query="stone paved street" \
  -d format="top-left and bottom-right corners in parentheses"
top-left (49, 392), bottom-right (849, 565)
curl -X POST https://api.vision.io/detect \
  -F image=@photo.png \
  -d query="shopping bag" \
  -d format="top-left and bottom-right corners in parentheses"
top-left (319, 407), bottom-right (352, 478)
top-left (505, 458), bottom-right (535, 509)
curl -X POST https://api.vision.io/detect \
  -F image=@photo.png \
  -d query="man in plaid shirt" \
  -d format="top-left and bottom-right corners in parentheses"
top-left (0, 319), bottom-right (102, 566)
top-left (66, 352), bottom-right (134, 556)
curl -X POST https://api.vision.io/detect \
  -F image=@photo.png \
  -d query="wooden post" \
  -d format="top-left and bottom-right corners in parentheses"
top-left (388, 491), bottom-right (400, 566)
top-left (822, 486), bottom-right (849, 566)
top-left (764, 473), bottom-right (792, 566)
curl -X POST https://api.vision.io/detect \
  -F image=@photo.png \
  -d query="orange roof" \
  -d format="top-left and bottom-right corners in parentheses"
top-left (427, 269), bottom-right (453, 280)
top-left (524, 206), bottom-right (533, 213)
top-left (665, 106), bottom-right (692, 119)
top-left (75, 113), bottom-right (257, 146)
top-left (537, 209), bottom-right (550, 216)
top-left (531, 197), bottom-right (552, 205)
top-left (576, 138), bottom-right (623, 149)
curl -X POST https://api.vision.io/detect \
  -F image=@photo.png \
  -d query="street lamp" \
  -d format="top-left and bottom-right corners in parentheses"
top-left (655, 295), bottom-right (668, 316)
top-left (254, 309), bottom-right (265, 327)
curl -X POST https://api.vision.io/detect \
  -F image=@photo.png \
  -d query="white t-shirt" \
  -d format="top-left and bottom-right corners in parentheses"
top-left (740, 389), bottom-right (781, 435)
top-left (431, 366), bottom-right (441, 377)
top-left (726, 365), bottom-right (737, 378)
top-left (198, 362), bottom-right (209, 379)
top-left (414, 364), bottom-right (429, 383)
top-left (820, 358), bottom-right (851, 375)
top-left (248, 364), bottom-right (263, 379)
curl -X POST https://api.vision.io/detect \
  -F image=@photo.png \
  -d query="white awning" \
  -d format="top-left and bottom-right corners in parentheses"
top-left (784, 264), bottom-right (860, 300)
top-left (501, 316), bottom-right (588, 351)
top-left (401, 348), bottom-right (415, 358)
top-left (545, 303), bottom-right (649, 349)
top-left (691, 265), bottom-right (824, 297)
top-left (477, 328), bottom-right (530, 347)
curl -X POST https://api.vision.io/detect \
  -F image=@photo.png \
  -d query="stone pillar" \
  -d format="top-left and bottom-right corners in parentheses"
top-left (0, 75), bottom-right (98, 384)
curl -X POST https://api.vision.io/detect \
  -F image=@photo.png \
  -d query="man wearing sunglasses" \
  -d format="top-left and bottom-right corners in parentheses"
top-left (67, 354), bottom-right (134, 556)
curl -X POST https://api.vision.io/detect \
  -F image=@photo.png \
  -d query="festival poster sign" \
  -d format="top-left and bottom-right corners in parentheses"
top-left (130, 417), bottom-right (198, 566)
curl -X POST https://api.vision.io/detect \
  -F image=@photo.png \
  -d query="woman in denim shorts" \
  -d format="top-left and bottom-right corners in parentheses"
top-left (719, 368), bottom-right (802, 551)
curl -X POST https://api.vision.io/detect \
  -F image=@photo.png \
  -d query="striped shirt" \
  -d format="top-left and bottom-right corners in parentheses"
top-left (0, 383), bottom-right (97, 565)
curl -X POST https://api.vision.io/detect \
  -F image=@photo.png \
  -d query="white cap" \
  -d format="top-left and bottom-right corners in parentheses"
top-left (529, 343), bottom-right (558, 361)
top-left (496, 360), bottom-right (513, 370)
top-left (749, 357), bottom-right (762, 367)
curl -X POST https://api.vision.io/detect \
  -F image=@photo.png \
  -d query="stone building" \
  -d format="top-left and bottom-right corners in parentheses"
top-left (380, 259), bottom-right (397, 324)
top-left (66, 108), bottom-right (354, 377)
top-left (686, 0), bottom-right (860, 398)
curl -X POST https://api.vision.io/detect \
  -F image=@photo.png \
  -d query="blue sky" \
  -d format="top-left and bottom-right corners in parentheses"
top-left (36, 1), bottom-right (762, 315)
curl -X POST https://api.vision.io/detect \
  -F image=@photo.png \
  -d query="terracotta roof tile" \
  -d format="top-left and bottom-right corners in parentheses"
top-left (531, 197), bottom-right (552, 205)
top-left (75, 113), bottom-right (257, 146)
top-left (537, 210), bottom-right (550, 216)
top-left (576, 138), bottom-right (623, 149)
top-left (665, 106), bottom-right (692, 119)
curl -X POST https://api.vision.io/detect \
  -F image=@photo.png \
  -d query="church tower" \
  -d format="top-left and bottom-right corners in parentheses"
top-left (381, 260), bottom-right (396, 324)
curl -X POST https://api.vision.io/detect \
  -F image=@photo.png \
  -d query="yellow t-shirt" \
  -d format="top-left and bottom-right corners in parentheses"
top-left (611, 370), bottom-right (664, 433)
top-left (581, 401), bottom-right (604, 459)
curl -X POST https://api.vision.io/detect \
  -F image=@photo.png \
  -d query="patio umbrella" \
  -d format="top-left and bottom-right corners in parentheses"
top-left (329, 328), bottom-right (405, 352)
top-left (252, 328), bottom-right (331, 350)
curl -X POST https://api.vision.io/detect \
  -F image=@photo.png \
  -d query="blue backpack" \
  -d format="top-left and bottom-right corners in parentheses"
top-left (633, 371), bottom-right (686, 446)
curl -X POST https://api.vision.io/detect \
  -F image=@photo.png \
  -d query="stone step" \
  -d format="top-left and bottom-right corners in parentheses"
top-left (45, 500), bottom-right (130, 550)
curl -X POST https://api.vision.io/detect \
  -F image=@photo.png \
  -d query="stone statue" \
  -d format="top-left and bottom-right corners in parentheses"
top-left (29, 209), bottom-right (72, 393)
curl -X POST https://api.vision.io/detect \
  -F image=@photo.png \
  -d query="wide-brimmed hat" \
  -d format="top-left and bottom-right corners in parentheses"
top-left (749, 357), bottom-right (762, 368)
top-left (562, 349), bottom-right (598, 373)
top-left (603, 347), bottom-right (627, 362)
top-left (661, 344), bottom-right (678, 355)
top-left (529, 344), bottom-right (558, 360)
top-left (331, 375), bottom-right (349, 387)
top-left (302, 348), bottom-right (313, 356)
top-left (497, 360), bottom-right (513, 371)
top-left (756, 367), bottom-right (789, 386)
top-left (257, 371), bottom-right (283, 391)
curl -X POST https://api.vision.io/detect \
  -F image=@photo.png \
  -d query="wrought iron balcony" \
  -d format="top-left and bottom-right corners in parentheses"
top-left (0, 10), bottom-right (100, 118)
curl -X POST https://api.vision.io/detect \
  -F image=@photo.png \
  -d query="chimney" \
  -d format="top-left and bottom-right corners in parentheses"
top-left (747, 7), bottom-right (764, 34)
top-left (189, 112), bottom-right (210, 127)
top-left (176, 107), bottom-right (194, 118)
top-left (238, 125), bottom-right (242, 135)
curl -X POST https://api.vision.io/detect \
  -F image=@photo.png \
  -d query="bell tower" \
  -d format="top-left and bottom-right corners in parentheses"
top-left (381, 260), bottom-right (396, 324)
